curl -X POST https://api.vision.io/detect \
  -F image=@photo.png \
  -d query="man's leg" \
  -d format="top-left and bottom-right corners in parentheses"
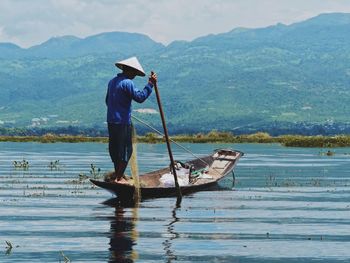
top-left (108, 123), bottom-right (118, 180)
top-left (114, 124), bottom-right (132, 183)
top-left (114, 161), bottom-right (128, 183)
top-left (108, 123), bottom-right (132, 183)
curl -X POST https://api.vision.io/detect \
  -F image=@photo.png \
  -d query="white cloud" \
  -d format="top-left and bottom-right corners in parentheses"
top-left (1, 0), bottom-right (350, 47)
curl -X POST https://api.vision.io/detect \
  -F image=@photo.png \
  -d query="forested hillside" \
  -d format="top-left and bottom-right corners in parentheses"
top-left (1, 13), bottom-right (350, 134)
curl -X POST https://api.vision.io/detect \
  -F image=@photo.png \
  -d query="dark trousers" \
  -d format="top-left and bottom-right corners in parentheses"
top-left (108, 123), bottom-right (133, 177)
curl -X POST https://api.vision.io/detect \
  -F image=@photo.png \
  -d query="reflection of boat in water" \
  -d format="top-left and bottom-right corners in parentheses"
top-left (91, 149), bottom-right (243, 199)
top-left (106, 199), bottom-right (139, 263)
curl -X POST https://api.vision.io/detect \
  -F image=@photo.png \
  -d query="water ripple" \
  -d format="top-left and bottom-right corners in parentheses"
top-left (1, 142), bottom-right (350, 262)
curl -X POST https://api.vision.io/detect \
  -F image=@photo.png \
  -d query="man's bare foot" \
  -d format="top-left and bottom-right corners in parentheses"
top-left (114, 177), bottom-right (129, 184)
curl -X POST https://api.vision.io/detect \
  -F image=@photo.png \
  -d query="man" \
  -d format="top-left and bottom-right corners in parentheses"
top-left (106, 56), bottom-right (157, 183)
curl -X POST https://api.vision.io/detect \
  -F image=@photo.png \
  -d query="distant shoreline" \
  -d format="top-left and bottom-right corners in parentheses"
top-left (1, 132), bottom-right (350, 147)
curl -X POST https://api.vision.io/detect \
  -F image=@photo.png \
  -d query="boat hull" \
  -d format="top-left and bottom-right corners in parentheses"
top-left (90, 149), bottom-right (243, 199)
top-left (91, 177), bottom-right (222, 199)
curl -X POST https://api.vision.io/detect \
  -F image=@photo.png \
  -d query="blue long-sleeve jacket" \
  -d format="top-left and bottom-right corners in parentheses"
top-left (106, 73), bottom-right (153, 124)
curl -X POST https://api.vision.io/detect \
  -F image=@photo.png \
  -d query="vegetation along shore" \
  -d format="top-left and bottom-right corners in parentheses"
top-left (1, 131), bottom-right (350, 148)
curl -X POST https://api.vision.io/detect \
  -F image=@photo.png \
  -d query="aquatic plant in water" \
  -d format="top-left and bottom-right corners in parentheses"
top-left (13, 159), bottom-right (29, 170)
top-left (5, 240), bottom-right (13, 255)
top-left (48, 160), bottom-right (60, 170)
top-left (89, 163), bottom-right (101, 179)
top-left (59, 251), bottom-right (71, 262)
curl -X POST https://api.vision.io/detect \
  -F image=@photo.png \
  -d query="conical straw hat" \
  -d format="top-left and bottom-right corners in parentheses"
top-left (115, 56), bottom-right (146, 77)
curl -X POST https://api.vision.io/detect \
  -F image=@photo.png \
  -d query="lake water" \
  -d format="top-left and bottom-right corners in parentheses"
top-left (1, 142), bottom-right (350, 262)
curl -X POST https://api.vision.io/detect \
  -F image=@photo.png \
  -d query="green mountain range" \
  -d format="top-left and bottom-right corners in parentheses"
top-left (1, 13), bottom-right (350, 134)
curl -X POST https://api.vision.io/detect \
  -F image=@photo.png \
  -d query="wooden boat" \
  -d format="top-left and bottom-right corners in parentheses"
top-left (90, 148), bottom-right (243, 199)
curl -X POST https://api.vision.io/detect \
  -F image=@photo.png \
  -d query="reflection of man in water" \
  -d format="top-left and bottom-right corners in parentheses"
top-left (107, 200), bottom-right (179, 263)
top-left (109, 206), bottom-right (136, 263)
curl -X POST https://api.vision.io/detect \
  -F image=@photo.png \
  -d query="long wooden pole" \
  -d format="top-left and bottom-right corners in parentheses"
top-left (152, 75), bottom-right (182, 202)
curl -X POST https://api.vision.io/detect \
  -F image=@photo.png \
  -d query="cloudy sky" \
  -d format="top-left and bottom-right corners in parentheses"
top-left (1, 0), bottom-right (350, 48)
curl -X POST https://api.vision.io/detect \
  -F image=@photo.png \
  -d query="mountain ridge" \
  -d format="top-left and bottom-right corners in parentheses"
top-left (0, 31), bottom-right (165, 59)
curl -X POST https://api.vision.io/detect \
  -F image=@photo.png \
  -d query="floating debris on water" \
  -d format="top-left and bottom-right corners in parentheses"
top-left (319, 150), bottom-right (335, 156)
